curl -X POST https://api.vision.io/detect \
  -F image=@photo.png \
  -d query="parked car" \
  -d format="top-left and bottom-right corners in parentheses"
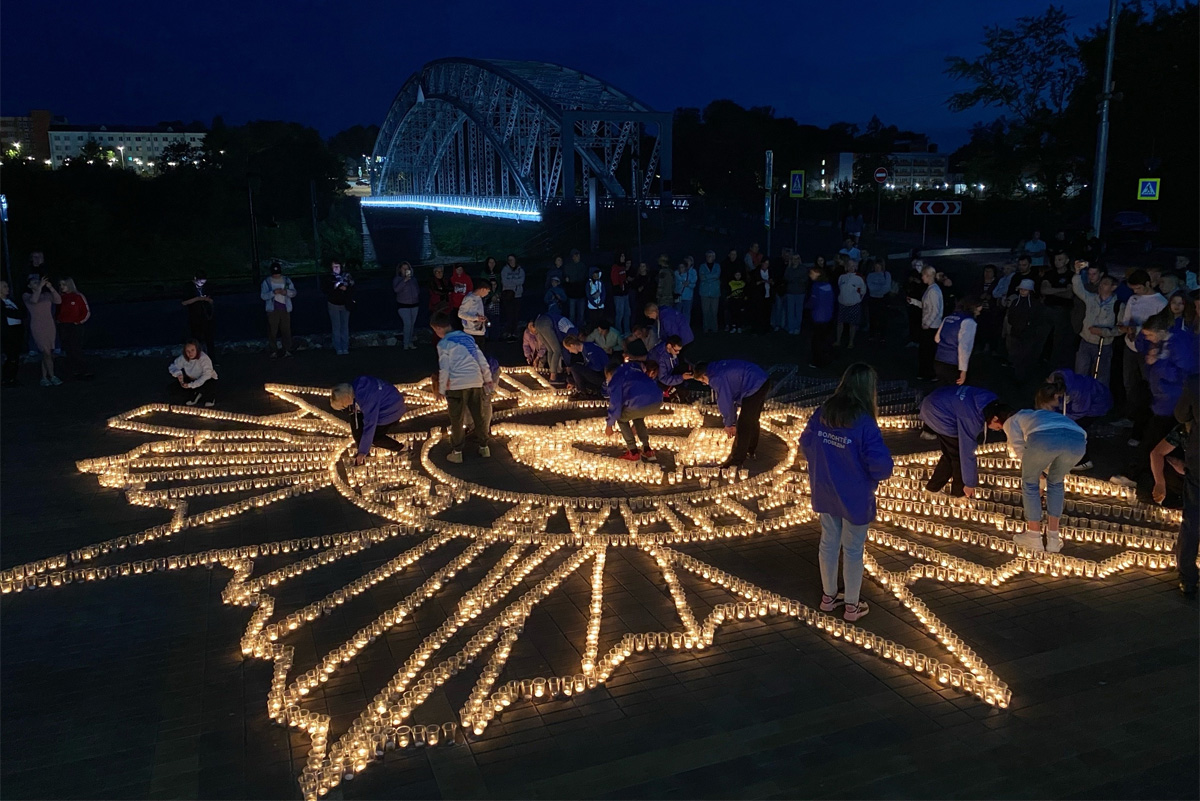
top-left (1064, 210), bottom-right (1158, 254)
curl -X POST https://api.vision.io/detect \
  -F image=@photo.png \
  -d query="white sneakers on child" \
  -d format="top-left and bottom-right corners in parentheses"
top-left (1013, 531), bottom-right (1044, 552)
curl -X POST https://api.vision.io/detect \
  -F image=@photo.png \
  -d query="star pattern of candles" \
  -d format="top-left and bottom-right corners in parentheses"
top-left (0, 367), bottom-right (1182, 800)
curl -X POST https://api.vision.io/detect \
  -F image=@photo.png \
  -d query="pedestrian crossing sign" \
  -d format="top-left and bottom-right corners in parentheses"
top-left (1137, 178), bottom-right (1160, 200)
top-left (789, 170), bottom-right (805, 198)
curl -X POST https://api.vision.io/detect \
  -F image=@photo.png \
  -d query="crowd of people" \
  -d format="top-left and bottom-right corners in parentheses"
top-left (4, 231), bottom-right (1195, 600)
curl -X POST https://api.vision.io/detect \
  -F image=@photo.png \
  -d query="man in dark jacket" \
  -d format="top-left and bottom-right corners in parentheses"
top-left (920, 385), bottom-right (1008, 497)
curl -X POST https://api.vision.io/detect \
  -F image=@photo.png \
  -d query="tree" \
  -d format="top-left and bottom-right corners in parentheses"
top-left (328, 124), bottom-right (380, 162)
top-left (157, 141), bottom-right (206, 171)
top-left (945, 5), bottom-right (1084, 197)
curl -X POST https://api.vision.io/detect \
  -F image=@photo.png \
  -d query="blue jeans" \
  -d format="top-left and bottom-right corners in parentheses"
top-left (568, 298), bottom-right (585, 327)
top-left (328, 303), bottom-right (351, 353)
top-left (677, 299), bottom-right (693, 327)
top-left (1074, 339), bottom-right (1112, 386)
top-left (771, 295), bottom-right (786, 330)
top-left (700, 295), bottom-right (719, 333)
top-left (1020, 428), bottom-right (1088, 522)
top-left (818, 513), bottom-right (869, 605)
top-left (785, 293), bottom-right (804, 334)
top-left (613, 295), bottom-right (631, 334)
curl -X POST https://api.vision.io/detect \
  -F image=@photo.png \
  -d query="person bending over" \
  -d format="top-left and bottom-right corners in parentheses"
top-left (330, 375), bottom-right (408, 465)
top-left (692, 360), bottom-right (769, 469)
top-left (604, 361), bottom-right (662, 462)
top-left (432, 312), bottom-right (493, 463)
top-left (919, 385), bottom-right (1008, 497)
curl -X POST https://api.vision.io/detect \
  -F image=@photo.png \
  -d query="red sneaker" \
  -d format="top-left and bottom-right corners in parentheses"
top-left (620, 450), bottom-right (641, 461)
top-left (641, 448), bottom-right (658, 462)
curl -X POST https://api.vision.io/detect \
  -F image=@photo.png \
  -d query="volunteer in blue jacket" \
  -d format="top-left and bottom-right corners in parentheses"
top-left (330, 375), bottom-right (408, 464)
top-left (533, 310), bottom-right (578, 385)
top-left (919, 385), bottom-right (1008, 497)
top-left (563, 334), bottom-right (610, 397)
top-left (641, 335), bottom-right (688, 394)
top-left (800, 363), bottom-right (894, 622)
top-left (604, 361), bottom-right (662, 462)
top-left (806, 265), bottom-right (836, 368)
top-left (692, 360), bottom-right (770, 469)
top-left (933, 295), bottom-right (982, 385)
top-left (643, 302), bottom-right (695, 348)
top-left (1044, 368), bottom-right (1113, 471)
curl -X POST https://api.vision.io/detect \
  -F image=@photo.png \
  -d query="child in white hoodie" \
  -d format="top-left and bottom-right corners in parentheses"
top-left (168, 339), bottom-right (219, 407)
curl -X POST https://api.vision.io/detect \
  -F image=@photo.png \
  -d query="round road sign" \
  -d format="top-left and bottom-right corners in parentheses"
top-left (874, 167), bottom-right (889, 184)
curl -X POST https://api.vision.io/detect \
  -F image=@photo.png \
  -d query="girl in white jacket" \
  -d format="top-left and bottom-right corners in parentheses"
top-left (168, 339), bottom-right (219, 407)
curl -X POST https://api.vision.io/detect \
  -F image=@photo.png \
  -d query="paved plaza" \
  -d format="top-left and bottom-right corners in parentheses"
top-left (1, 336), bottom-right (1196, 800)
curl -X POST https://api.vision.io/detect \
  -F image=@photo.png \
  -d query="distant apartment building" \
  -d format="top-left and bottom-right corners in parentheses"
top-left (822, 135), bottom-right (949, 191)
top-left (47, 123), bottom-right (207, 169)
top-left (0, 110), bottom-right (63, 161)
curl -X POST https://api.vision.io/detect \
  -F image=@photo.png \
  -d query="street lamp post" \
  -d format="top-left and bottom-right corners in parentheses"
top-left (1090, 0), bottom-right (1120, 238)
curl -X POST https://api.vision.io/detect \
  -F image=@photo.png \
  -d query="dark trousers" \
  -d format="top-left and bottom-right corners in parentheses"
top-left (726, 381), bottom-right (770, 466)
top-left (569, 363), bottom-right (606, 395)
top-left (59, 322), bottom-right (90, 376)
top-left (934, 360), bottom-right (960, 385)
top-left (1047, 307), bottom-right (1076, 368)
top-left (810, 321), bottom-right (835, 367)
top-left (1178, 476), bottom-right (1199, 587)
top-left (907, 304), bottom-right (922, 343)
top-left (189, 317), bottom-right (216, 358)
top-left (446, 386), bottom-right (489, 451)
top-left (1122, 347), bottom-right (1150, 432)
top-left (918, 328), bottom-right (937, 379)
top-left (501, 293), bottom-right (520, 337)
top-left (1127, 413), bottom-right (1176, 482)
top-left (170, 378), bottom-right (219, 403)
top-left (2, 322), bottom-right (25, 383)
top-left (927, 432), bottom-right (966, 496)
top-left (617, 403), bottom-right (660, 451)
top-left (350, 415), bottom-right (406, 453)
top-left (867, 296), bottom-right (888, 337)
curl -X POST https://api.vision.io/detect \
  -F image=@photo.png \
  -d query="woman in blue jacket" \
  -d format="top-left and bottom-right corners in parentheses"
top-left (800, 363), bottom-right (895, 621)
top-left (806, 265), bottom-right (836, 368)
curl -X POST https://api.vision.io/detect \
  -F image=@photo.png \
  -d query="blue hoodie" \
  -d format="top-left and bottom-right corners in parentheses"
top-left (647, 341), bottom-right (684, 386)
top-left (1147, 333), bottom-right (1199, 416)
top-left (919, 385), bottom-right (997, 488)
top-left (800, 409), bottom-right (894, 525)
top-left (807, 280), bottom-right (835, 324)
top-left (705, 360), bottom-right (768, 426)
top-left (656, 306), bottom-right (694, 345)
top-left (1050, 369), bottom-right (1112, 420)
top-left (351, 375), bottom-right (406, 455)
top-left (606, 364), bottom-right (662, 425)
top-left (537, 311), bottom-right (578, 343)
top-left (575, 341), bottom-right (609, 372)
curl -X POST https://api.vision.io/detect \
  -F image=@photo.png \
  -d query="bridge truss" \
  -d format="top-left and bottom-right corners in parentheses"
top-left (366, 58), bottom-right (673, 221)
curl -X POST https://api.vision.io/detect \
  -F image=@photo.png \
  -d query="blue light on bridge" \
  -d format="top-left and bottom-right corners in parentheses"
top-left (362, 195), bottom-right (542, 222)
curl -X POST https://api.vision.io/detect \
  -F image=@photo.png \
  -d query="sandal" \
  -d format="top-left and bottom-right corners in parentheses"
top-left (819, 592), bottom-right (844, 612)
top-left (843, 601), bottom-right (870, 621)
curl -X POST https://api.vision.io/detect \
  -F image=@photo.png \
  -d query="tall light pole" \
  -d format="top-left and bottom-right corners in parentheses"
top-left (1090, 0), bottom-right (1119, 238)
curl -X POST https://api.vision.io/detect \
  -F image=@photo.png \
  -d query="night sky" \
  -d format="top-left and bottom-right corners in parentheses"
top-left (3, 0), bottom-right (1104, 151)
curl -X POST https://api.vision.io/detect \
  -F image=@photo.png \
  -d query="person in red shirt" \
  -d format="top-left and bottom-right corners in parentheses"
top-left (449, 264), bottom-right (473, 310)
top-left (56, 277), bottom-right (94, 379)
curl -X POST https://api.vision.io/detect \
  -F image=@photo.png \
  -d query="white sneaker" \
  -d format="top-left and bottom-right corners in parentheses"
top-left (1071, 460), bottom-right (1094, 472)
top-left (1013, 532), bottom-right (1044, 552)
top-left (185, 392), bottom-right (202, 407)
top-left (1111, 418), bottom-right (1134, 429)
top-left (1109, 474), bottom-right (1137, 488)
top-left (447, 450), bottom-right (463, 464)
top-left (920, 430), bottom-right (937, 441)
top-left (478, 446), bottom-right (491, 458)
top-left (1127, 438), bottom-right (1140, 448)
top-left (1045, 532), bottom-right (1063, 553)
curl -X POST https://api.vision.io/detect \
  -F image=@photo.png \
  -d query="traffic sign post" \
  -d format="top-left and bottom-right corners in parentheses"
top-left (764, 150), bottom-right (773, 256)
top-left (912, 200), bottom-right (962, 246)
top-left (1137, 178), bottom-right (1160, 201)
top-left (873, 168), bottom-right (888, 233)
top-left (789, 170), bottom-right (805, 252)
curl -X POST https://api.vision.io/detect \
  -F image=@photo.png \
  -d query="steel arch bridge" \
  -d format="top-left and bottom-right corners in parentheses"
top-left (364, 58), bottom-right (673, 222)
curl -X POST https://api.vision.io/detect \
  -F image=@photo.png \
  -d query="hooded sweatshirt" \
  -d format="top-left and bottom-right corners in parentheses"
top-left (349, 375), bottom-right (406, 455)
top-left (437, 331), bottom-right (491, 394)
top-left (800, 409), bottom-right (894, 525)
top-left (1070, 273), bottom-right (1118, 345)
top-left (919, 385), bottom-right (997, 488)
top-left (647, 341), bottom-right (683, 387)
top-left (807, 280), bottom-right (835, 324)
top-left (606, 363), bottom-right (662, 425)
top-left (1146, 333), bottom-right (1199, 416)
top-left (1003, 410), bottom-right (1085, 460)
top-left (705, 360), bottom-right (768, 427)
